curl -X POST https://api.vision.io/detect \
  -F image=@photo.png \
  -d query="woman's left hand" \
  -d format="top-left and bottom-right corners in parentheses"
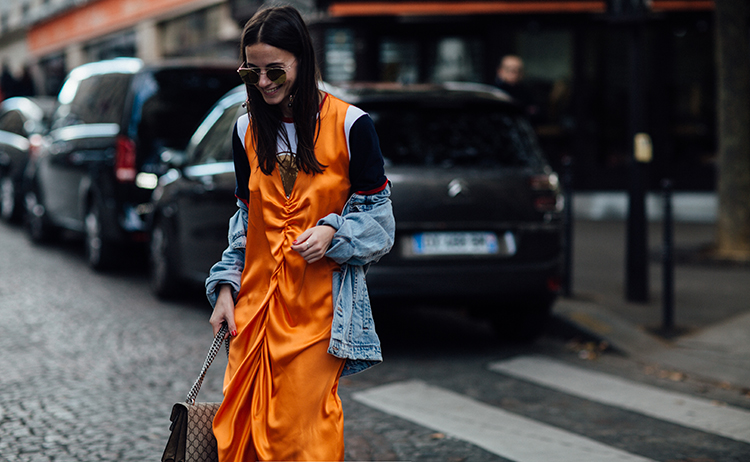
top-left (292, 225), bottom-right (336, 263)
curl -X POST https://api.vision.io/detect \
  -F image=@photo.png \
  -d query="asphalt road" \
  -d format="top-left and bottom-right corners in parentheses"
top-left (1, 220), bottom-right (749, 462)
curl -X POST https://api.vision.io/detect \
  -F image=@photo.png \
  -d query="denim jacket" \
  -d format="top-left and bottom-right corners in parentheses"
top-left (205, 184), bottom-right (395, 376)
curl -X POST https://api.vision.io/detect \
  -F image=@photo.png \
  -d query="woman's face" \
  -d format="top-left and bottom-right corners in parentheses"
top-left (244, 43), bottom-right (298, 117)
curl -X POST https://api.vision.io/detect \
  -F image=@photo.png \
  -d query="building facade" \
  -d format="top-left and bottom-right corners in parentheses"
top-left (1, 0), bottom-right (244, 95)
top-left (0, 0), bottom-right (720, 191)
top-left (303, 0), bottom-right (717, 191)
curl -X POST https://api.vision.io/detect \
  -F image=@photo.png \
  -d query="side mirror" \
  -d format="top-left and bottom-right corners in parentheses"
top-left (160, 148), bottom-right (187, 168)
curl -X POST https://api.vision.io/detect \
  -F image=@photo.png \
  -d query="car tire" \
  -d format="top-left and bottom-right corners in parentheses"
top-left (487, 295), bottom-right (554, 343)
top-left (150, 216), bottom-right (181, 299)
top-left (1, 175), bottom-right (20, 223)
top-left (24, 188), bottom-right (57, 242)
top-left (85, 197), bottom-right (117, 270)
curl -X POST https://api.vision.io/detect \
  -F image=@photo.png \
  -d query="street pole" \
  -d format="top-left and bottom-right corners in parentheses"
top-left (624, 15), bottom-right (650, 303)
top-left (561, 156), bottom-right (574, 297)
top-left (661, 178), bottom-right (674, 333)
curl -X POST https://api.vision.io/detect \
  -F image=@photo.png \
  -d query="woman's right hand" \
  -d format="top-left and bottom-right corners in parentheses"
top-left (209, 284), bottom-right (238, 338)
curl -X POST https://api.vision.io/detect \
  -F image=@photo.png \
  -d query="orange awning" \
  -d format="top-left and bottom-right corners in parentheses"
top-left (328, 1), bottom-right (607, 16)
top-left (650, 0), bottom-right (714, 12)
top-left (28, 0), bottom-right (209, 56)
top-left (328, 0), bottom-right (715, 17)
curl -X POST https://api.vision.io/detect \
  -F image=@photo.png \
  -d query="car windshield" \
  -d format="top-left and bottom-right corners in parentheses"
top-left (364, 101), bottom-right (545, 168)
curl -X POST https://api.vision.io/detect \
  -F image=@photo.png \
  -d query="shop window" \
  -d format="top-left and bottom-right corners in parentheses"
top-left (429, 37), bottom-right (482, 83)
top-left (517, 29), bottom-right (574, 126)
top-left (85, 31), bottom-right (137, 61)
top-left (161, 5), bottom-right (238, 58)
top-left (325, 29), bottom-right (356, 83)
top-left (379, 39), bottom-right (419, 83)
top-left (668, 20), bottom-right (715, 189)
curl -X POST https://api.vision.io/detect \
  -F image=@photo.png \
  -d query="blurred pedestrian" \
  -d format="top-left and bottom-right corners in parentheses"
top-left (495, 54), bottom-right (538, 117)
top-left (204, 5), bottom-right (394, 461)
top-left (0, 62), bottom-right (19, 100)
top-left (16, 65), bottom-right (36, 97)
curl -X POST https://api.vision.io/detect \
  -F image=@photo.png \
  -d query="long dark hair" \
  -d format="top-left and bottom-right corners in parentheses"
top-left (240, 6), bottom-right (325, 175)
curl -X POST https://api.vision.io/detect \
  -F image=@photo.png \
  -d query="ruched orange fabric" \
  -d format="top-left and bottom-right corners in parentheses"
top-left (213, 95), bottom-right (352, 461)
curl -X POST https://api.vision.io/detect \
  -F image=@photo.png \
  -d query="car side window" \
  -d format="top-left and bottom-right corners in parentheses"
top-left (192, 104), bottom-right (241, 165)
top-left (0, 111), bottom-right (26, 136)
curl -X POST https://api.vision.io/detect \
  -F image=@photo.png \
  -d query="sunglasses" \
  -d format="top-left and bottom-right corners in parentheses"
top-left (237, 61), bottom-right (295, 86)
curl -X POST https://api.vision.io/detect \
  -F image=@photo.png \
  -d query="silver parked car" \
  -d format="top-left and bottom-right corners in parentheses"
top-left (150, 82), bottom-right (564, 340)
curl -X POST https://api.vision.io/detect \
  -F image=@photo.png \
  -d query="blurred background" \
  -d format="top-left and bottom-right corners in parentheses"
top-left (1, 0), bottom-right (748, 258)
top-left (0, 0), bottom-right (725, 191)
top-left (1, 4), bottom-right (749, 459)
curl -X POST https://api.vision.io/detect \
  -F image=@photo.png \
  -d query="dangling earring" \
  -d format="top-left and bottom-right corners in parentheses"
top-left (287, 93), bottom-right (295, 108)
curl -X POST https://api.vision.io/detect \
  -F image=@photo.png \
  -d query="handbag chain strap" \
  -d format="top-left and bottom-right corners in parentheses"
top-left (186, 323), bottom-right (230, 405)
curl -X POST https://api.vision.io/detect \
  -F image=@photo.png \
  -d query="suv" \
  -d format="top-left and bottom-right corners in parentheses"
top-left (150, 82), bottom-right (564, 340)
top-left (23, 58), bottom-right (240, 269)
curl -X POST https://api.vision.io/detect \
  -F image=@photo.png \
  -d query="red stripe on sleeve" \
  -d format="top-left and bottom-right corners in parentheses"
top-left (355, 178), bottom-right (388, 195)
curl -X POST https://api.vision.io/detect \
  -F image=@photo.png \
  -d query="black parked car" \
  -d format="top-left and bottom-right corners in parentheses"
top-left (149, 86), bottom-right (245, 297)
top-left (150, 82), bottom-right (564, 339)
top-left (23, 58), bottom-right (240, 269)
top-left (0, 96), bottom-right (55, 222)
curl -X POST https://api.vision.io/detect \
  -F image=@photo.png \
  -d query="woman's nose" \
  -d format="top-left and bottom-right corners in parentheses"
top-left (257, 72), bottom-right (272, 87)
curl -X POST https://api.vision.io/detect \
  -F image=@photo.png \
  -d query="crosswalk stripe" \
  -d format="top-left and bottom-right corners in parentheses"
top-left (488, 355), bottom-right (750, 444)
top-left (352, 380), bottom-right (657, 462)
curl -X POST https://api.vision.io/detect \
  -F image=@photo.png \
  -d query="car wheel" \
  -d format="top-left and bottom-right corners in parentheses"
top-left (24, 188), bottom-right (56, 242)
top-left (85, 198), bottom-right (116, 270)
top-left (1, 176), bottom-right (20, 223)
top-left (487, 295), bottom-right (555, 343)
top-left (150, 217), bottom-right (181, 299)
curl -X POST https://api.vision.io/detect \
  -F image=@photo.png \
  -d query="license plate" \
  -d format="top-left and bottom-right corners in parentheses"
top-left (407, 231), bottom-right (516, 257)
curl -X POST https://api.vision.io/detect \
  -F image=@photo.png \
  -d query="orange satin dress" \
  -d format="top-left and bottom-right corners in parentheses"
top-left (213, 95), bottom-right (352, 461)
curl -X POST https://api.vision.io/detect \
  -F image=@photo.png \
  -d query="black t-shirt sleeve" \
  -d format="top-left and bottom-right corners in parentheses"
top-left (232, 121), bottom-right (250, 204)
top-left (348, 114), bottom-right (388, 194)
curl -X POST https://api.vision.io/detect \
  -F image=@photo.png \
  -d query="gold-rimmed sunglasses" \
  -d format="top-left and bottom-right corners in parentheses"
top-left (237, 61), bottom-right (295, 86)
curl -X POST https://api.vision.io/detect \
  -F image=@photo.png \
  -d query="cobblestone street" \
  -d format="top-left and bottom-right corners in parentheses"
top-left (0, 224), bottom-right (506, 462)
top-left (4, 220), bottom-right (750, 462)
top-left (0, 225), bottom-right (228, 461)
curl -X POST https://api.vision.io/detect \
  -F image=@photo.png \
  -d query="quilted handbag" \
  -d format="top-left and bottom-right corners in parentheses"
top-left (162, 324), bottom-right (229, 462)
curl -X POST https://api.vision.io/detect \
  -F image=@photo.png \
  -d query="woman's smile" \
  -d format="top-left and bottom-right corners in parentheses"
top-left (244, 43), bottom-right (297, 117)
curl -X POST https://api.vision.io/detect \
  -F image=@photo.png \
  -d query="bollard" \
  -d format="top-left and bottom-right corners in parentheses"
top-left (661, 178), bottom-right (674, 333)
top-left (561, 156), bottom-right (574, 297)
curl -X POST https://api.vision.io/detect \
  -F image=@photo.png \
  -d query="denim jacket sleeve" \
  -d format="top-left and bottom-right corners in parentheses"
top-left (205, 199), bottom-right (247, 308)
top-left (317, 183), bottom-right (395, 266)
top-left (320, 183), bottom-right (395, 376)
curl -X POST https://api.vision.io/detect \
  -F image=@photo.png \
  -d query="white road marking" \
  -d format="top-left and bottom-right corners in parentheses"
top-left (489, 355), bottom-right (750, 444)
top-left (353, 380), bottom-right (657, 462)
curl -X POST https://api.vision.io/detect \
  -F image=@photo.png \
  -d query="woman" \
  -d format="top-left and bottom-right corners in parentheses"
top-left (205, 6), bottom-right (394, 461)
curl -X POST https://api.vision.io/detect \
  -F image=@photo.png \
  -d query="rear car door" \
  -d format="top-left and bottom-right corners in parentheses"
top-left (175, 101), bottom-right (242, 282)
top-left (42, 73), bottom-right (131, 228)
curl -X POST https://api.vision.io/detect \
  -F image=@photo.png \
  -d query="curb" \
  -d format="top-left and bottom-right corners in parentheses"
top-left (552, 298), bottom-right (750, 390)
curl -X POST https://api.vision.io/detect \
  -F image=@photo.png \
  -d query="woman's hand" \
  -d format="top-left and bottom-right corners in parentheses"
top-left (292, 225), bottom-right (336, 263)
top-left (209, 284), bottom-right (238, 338)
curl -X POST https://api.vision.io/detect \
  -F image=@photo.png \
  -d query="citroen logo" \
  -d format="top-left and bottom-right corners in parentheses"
top-left (447, 178), bottom-right (470, 198)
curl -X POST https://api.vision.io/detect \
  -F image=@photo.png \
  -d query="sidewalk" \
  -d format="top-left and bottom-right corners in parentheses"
top-left (553, 193), bottom-right (750, 390)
